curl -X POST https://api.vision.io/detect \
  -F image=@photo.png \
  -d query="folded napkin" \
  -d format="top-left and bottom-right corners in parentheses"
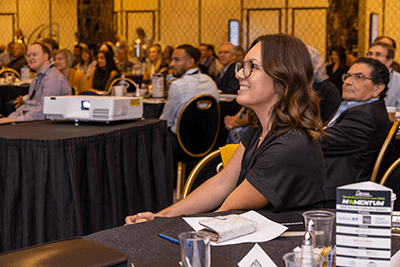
top-left (219, 144), bottom-right (239, 167)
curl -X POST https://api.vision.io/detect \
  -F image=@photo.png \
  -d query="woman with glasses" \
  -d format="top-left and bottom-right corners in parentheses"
top-left (326, 45), bottom-right (349, 95)
top-left (125, 34), bottom-right (327, 224)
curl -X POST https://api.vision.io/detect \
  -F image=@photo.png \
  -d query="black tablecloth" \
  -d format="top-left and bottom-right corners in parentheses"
top-left (0, 119), bottom-right (174, 253)
top-left (85, 209), bottom-right (400, 266)
top-left (0, 84), bottom-right (30, 116)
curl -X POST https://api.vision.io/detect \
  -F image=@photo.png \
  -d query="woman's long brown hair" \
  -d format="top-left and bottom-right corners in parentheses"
top-left (248, 34), bottom-right (323, 141)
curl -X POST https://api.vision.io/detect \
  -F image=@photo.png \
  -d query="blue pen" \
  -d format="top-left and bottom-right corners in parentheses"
top-left (158, 233), bottom-right (180, 245)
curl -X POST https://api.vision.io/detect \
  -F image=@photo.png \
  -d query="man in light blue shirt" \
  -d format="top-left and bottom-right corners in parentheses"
top-left (0, 43), bottom-right (71, 124)
top-left (367, 42), bottom-right (400, 110)
top-left (160, 44), bottom-right (219, 151)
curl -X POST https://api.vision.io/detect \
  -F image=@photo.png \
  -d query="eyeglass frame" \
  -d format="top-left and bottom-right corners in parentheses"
top-left (342, 72), bottom-right (374, 83)
top-left (237, 61), bottom-right (263, 78)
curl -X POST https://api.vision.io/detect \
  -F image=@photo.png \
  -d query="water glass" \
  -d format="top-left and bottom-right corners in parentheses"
top-left (179, 231), bottom-right (210, 267)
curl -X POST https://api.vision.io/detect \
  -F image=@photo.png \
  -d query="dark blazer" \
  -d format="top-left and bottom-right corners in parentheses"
top-left (214, 63), bottom-right (239, 94)
top-left (320, 100), bottom-right (392, 204)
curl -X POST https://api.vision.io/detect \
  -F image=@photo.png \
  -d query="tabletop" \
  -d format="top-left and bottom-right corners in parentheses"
top-left (85, 209), bottom-right (400, 266)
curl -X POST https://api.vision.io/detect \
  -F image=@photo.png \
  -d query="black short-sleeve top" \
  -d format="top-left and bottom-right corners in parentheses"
top-left (238, 126), bottom-right (327, 212)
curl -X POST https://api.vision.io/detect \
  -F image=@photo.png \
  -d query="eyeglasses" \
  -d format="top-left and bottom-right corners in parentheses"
top-left (218, 50), bottom-right (231, 55)
top-left (366, 51), bottom-right (388, 58)
top-left (237, 61), bottom-right (263, 78)
top-left (342, 73), bottom-right (373, 83)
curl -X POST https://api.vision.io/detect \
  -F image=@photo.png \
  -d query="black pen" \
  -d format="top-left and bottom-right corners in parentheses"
top-left (158, 233), bottom-right (180, 245)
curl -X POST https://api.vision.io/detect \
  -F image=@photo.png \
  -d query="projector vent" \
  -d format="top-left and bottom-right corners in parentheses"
top-left (93, 108), bottom-right (109, 119)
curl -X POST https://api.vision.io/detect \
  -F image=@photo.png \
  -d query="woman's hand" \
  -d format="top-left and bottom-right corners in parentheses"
top-left (125, 212), bottom-right (156, 225)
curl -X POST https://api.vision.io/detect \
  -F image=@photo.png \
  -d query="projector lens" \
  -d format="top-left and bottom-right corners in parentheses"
top-left (81, 101), bottom-right (90, 110)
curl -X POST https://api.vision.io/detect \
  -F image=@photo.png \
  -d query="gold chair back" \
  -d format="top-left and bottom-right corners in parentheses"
top-left (370, 120), bottom-right (399, 182)
top-left (107, 77), bottom-right (138, 93)
top-left (379, 156), bottom-right (400, 185)
top-left (0, 67), bottom-right (21, 79)
top-left (181, 150), bottom-right (223, 199)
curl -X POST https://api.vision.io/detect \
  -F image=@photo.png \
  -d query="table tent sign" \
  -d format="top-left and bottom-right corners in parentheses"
top-left (336, 181), bottom-right (393, 267)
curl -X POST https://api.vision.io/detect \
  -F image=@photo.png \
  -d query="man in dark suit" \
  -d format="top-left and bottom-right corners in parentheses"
top-left (321, 57), bottom-right (392, 207)
top-left (213, 43), bottom-right (239, 94)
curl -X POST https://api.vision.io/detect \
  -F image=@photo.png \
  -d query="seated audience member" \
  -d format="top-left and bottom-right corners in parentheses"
top-left (326, 46), bottom-right (349, 95)
top-left (307, 46), bottom-right (342, 123)
top-left (143, 45), bottom-right (168, 81)
top-left (0, 43), bottom-right (71, 124)
top-left (76, 47), bottom-right (97, 79)
top-left (99, 42), bottom-right (115, 56)
top-left (321, 58), bottom-right (392, 207)
top-left (42, 38), bottom-right (59, 62)
top-left (89, 51), bottom-right (119, 91)
top-left (198, 43), bottom-right (217, 77)
top-left (72, 44), bottom-right (82, 67)
top-left (0, 42), bottom-right (14, 67)
top-left (126, 34), bottom-right (327, 224)
top-left (116, 47), bottom-right (134, 74)
top-left (345, 45), bottom-right (356, 67)
top-left (7, 41), bottom-right (28, 74)
top-left (374, 36), bottom-right (400, 73)
top-left (163, 45), bottom-right (174, 67)
top-left (159, 44), bottom-right (219, 153)
top-left (214, 43), bottom-right (240, 94)
top-left (54, 48), bottom-right (90, 94)
top-left (207, 44), bottom-right (218, 59)
top-left (224, 40), bottom-right (250, 143)
top-left (367, 42), bottom-right (400, 110)
top-left (224, 106), bottom-right (249, 144)
top-left (233, 45), bottom-right (245, 63)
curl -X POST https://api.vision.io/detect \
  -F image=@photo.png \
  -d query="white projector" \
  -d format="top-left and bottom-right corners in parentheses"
top-left (43, 95), bottom-right (143, 123)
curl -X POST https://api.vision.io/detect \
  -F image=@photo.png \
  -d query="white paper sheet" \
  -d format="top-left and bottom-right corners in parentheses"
top-left (238, 243), bottom-right (277, 267)
top-left (183, 210), bottom-right (288, 246)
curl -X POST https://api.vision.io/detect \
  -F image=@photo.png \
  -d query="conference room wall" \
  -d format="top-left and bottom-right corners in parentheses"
top-left (1, 1), bottom-right (400, 65)
top-left (0, 0), bottom-right (77, 53)
top-left (358, 0), bottom-right (400, 64)
top-left (113, 0), bottom-right (400, 64)
top-left (114, 0), bottom-right (328, 58)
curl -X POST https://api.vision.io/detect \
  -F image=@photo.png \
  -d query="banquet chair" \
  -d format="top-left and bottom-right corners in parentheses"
top-left (175, 94), bottom-right (220, 199)
top-left (380, 156), bottom-right (400, 186)
top-left (181, 144), bottom-right (238, 199)
top-left (370, 120), bottom-right (399, 183)
top-left (0, 67), bottom-right (21, 79)
top-left (379, 156), bottom-right (400, 211)
top-left (108, 77), bottom-right (138, 93)
top-left (181, 150), bottom-right (223, 199)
